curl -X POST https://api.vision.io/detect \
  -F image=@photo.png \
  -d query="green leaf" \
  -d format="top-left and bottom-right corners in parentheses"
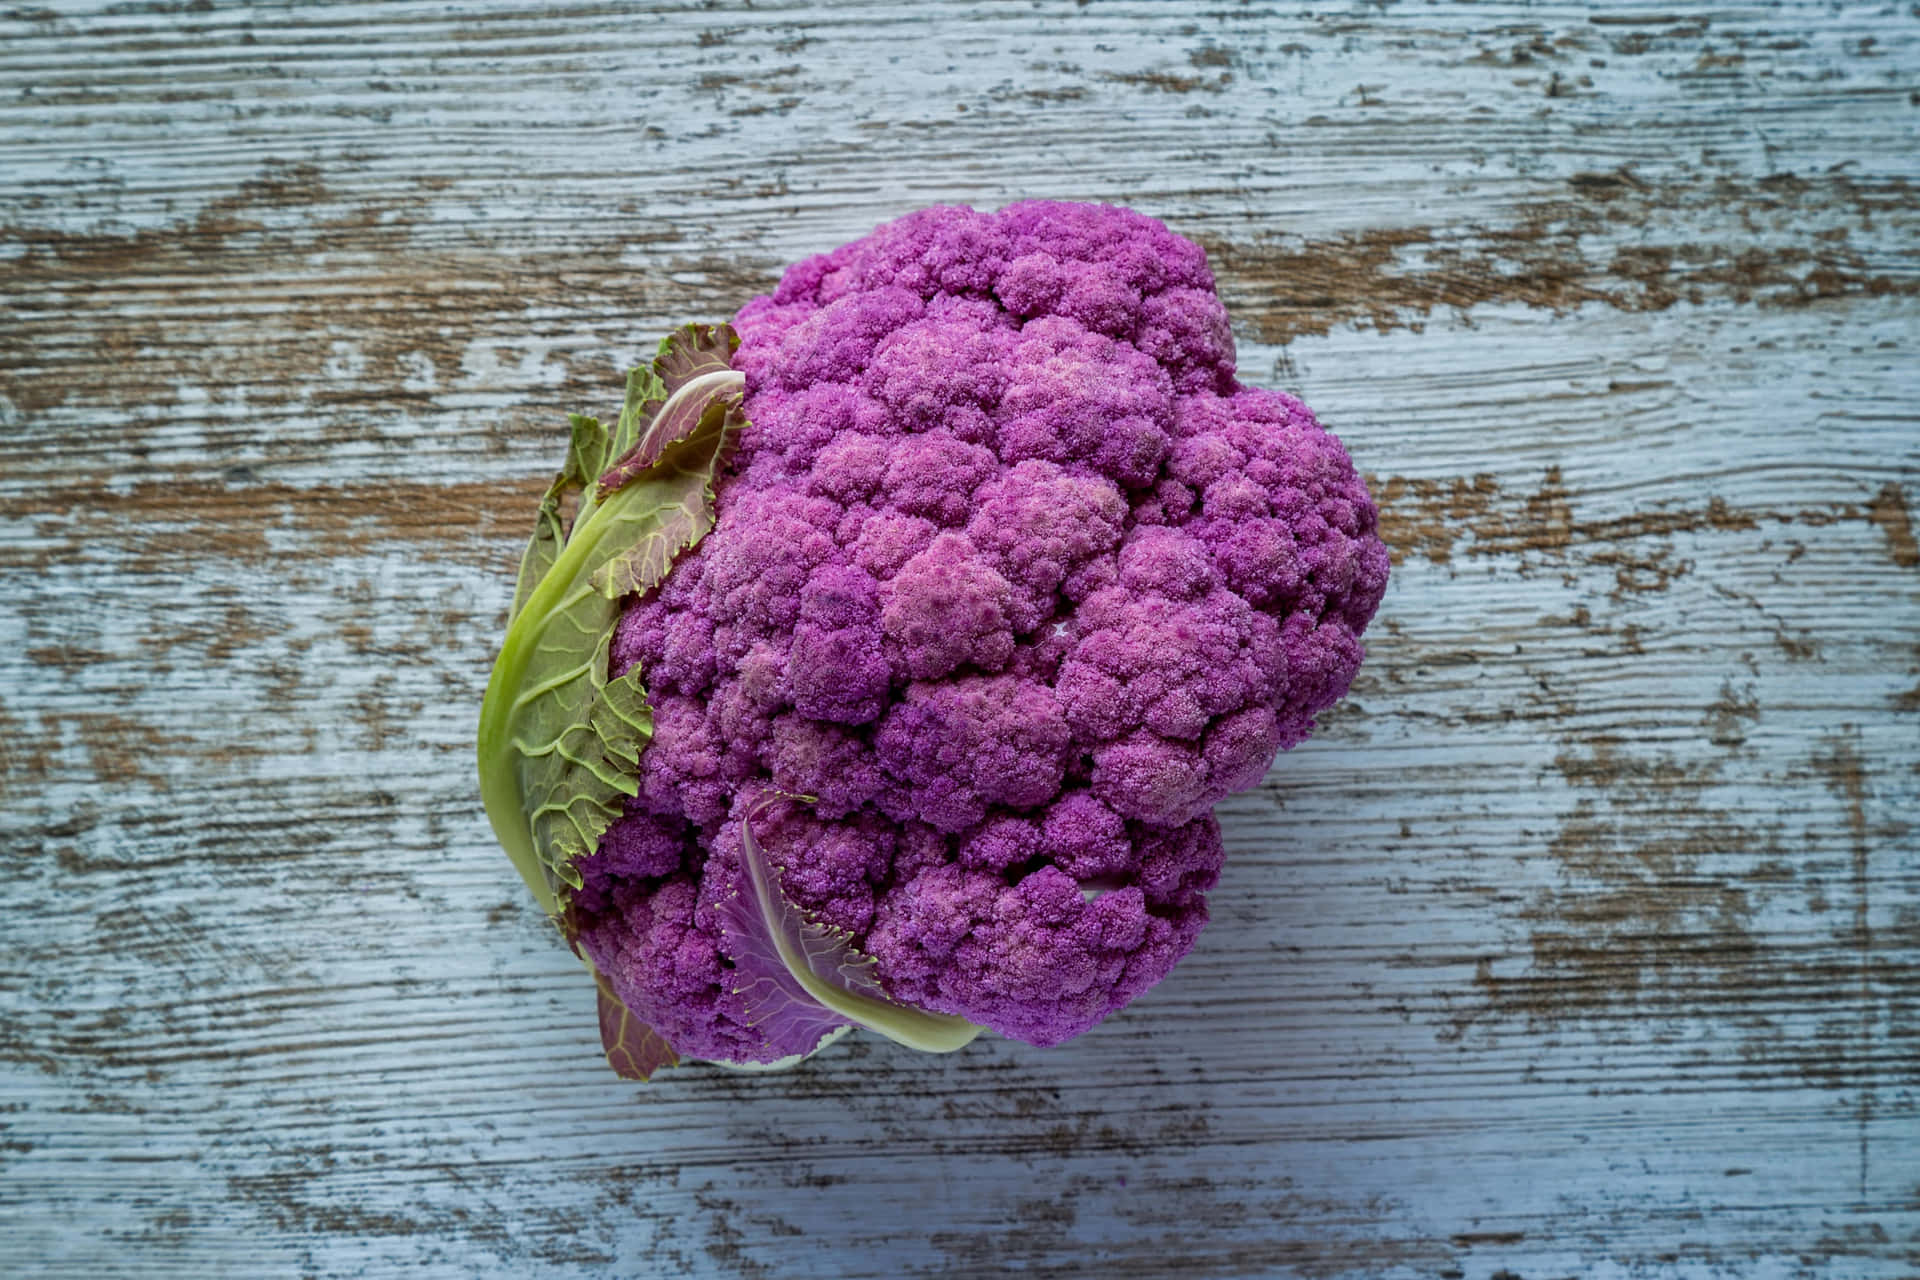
top-left (566, 411), bottom-right (610, 485)
top-left (478, 359), bottom-right (745, 915)
top-left (509, 413), bottom-right (607, 624)
top-left (509, 475), bottom-right (568, 626)
top-left (522, 633), bottom-right (652, 893)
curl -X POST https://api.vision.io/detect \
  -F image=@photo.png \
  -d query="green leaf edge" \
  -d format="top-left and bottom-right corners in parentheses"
top-left (478, 392), bottom-right (742, 915)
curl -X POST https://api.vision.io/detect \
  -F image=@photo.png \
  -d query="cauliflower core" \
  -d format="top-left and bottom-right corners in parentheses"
top-left (567, 202), bottom-right (1389, 1062)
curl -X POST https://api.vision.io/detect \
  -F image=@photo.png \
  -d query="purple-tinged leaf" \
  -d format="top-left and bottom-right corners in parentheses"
top-left (595, 971), bottom-right (679, 1081)
top-left (717, 793), bottom-right (983, 1060)
top-left (597, 325), bottom-right (744, 499)
top-left (652, 322), bottom-right (739, 395)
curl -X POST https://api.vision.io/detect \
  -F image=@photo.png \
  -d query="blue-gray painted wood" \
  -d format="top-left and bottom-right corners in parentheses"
top-left (2, 3), bottom-right (1916, 1277)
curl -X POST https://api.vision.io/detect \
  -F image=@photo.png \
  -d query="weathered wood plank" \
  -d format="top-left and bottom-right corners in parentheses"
top-left (2, 2), bottom-right (1916, 1278)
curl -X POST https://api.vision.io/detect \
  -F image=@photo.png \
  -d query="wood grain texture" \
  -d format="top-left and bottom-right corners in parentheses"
top-left (2, 2), bottom-right (1916, 1277)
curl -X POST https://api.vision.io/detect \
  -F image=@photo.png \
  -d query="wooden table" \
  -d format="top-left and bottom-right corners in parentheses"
top-left (4, 4), bottom-right (1915, 1276)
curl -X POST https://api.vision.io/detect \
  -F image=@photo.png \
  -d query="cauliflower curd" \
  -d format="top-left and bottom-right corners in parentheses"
top-left (527, 202), bottom-right (1391, 1069)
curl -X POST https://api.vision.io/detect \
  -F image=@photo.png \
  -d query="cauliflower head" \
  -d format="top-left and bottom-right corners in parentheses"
top-left (542, 202), bottom-right (1389, 1067)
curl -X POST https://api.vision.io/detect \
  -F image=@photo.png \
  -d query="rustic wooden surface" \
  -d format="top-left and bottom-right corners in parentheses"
top-left (3, 2), bottom-right (1917, 1277)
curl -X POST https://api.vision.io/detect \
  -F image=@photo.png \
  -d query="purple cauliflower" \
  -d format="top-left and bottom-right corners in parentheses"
top-left (546, 202), bottom-right (1389, 1066)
